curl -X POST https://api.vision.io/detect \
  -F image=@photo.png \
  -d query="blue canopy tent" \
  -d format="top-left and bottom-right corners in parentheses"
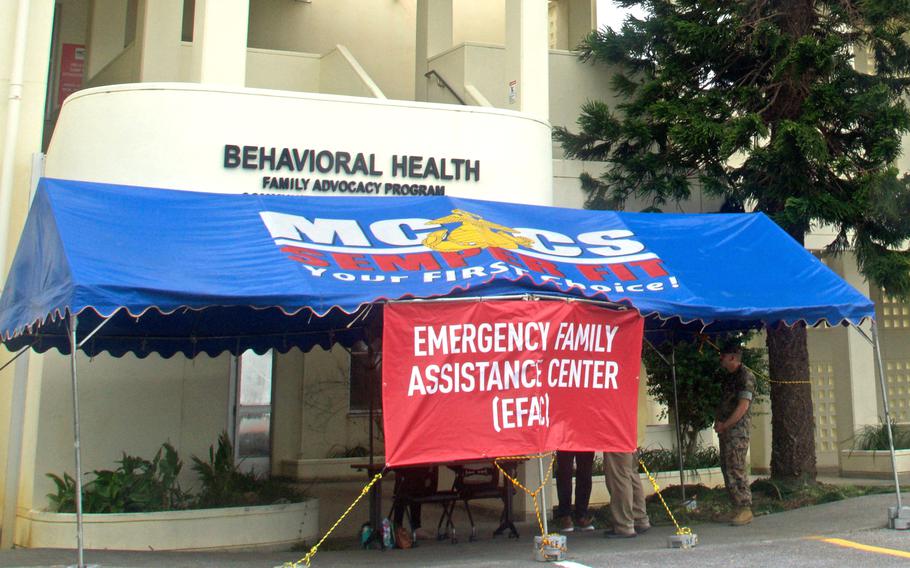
top-left (0, 178), bottom-right (902, 561)
top-left (0, 178), bottom-right (875, 352)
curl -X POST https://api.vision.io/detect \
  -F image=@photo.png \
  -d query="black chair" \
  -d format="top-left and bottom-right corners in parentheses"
top-left (389, 466), bottom-right (460, 544)
top-left (451, 463), bottom-right (509, 541)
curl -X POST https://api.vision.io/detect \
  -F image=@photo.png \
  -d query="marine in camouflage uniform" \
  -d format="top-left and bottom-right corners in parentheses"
top-left (715, 345), bottom-right (755, 522)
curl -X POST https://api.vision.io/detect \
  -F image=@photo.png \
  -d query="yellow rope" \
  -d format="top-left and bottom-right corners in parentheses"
top-left (638, 458), bottom-right (692, 536)
top-left (494, 453), bottom-right (566, 555)
top-left (281, 471), bottom-right (384, 568)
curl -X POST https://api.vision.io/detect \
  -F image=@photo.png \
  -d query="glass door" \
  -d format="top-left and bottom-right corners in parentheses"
top-left (232, 351), bottom-right (273, 475)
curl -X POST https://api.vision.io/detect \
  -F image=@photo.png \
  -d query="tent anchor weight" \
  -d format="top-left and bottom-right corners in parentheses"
top-left (668, 533), bottom-right (698, 549)
top-left (888, 506), bottom-right (910, 530)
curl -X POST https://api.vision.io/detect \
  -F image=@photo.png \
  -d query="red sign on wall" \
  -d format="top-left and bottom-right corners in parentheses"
top-left (58, 44), bottom-right (85, 106)
top-left (382, 300), bottom-right (644, 466)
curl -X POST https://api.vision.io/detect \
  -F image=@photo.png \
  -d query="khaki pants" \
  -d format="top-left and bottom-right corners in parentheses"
top-left (603, 452), bottom-right (649, 534)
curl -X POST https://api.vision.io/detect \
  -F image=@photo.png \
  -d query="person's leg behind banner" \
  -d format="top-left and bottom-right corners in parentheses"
top-left (573, 451), bottom-right (595, 531)
top-left (630, 451), bottom-right (650, 534)
top-left (603, 452), bottom-right (636, 538)
top-left (555, 451), bottom-right (576, 532)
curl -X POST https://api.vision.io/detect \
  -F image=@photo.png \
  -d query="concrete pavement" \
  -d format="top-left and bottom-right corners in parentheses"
top-left (1, 491), bottom-right (908, 567)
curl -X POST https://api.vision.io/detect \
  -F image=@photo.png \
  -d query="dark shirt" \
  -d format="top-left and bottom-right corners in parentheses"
top-left (716, 365), bottom-right (756, 439)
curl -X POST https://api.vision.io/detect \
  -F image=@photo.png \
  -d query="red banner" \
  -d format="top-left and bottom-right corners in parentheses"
top-left (58, 44), bottom-right (85, 106)
top-left (382, 301), bottom-right (643, 466)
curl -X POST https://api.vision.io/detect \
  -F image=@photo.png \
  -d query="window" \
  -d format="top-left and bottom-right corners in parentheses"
top-left (181, 0), bottom-right (195, 42)
top-left (349, 350), bottom-right (382, 414)
top-left (233, 351), bottom-right (273, 471)
top-left (125, 0), bottom-right (138, 47)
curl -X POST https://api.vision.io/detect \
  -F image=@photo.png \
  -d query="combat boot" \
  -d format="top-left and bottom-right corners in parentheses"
top-left (730, 507), bottom-right (753, 526)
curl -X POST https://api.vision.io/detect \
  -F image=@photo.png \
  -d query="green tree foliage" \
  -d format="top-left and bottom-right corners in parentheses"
top-left (643, 334), bottom-right (767, 460)
top-left (556, 0), bottom-right (910, 482)
top-left (555, 0), bottom-right (910, 289)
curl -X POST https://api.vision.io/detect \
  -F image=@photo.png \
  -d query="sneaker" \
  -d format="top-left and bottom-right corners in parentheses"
top-left (575, 515), bottom-right (595, 531)
top-left (634, 523), bottom-right (651, 534)
top-left (603, 528), bottom-right (636, 539)
top-left (556, 515), bottom-right (574, 533)
top-left (730, 508), bottom-right (753, 526)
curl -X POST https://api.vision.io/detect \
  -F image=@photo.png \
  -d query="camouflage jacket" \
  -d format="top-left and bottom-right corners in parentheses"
top-left (716, 365), bottom-right (755, 439)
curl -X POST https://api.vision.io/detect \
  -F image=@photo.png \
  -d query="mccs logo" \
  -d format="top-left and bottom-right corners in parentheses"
top-left (258, 208), bottom-right (679, 294)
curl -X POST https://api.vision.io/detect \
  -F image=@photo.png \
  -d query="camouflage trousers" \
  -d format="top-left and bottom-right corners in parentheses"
top-left (719, 434), bottom-right (752, 508)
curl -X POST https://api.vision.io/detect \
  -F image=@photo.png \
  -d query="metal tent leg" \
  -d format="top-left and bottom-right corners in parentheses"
top-left (670, 338), bottom-right (686, 502)
top-left (68, 314), bottom-right (86, 567)
top-left (871, 321), bottom-right (909, 529)
top-left (643, 336), bottom-right (686, 503)
top-left (538, 457), bottom-right (549, 535)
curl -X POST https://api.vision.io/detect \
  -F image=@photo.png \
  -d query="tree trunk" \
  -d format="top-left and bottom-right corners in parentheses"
top-left (766, 322), bottom-right (817, 483)
top-left (684, 427), bottom-right (700, 464)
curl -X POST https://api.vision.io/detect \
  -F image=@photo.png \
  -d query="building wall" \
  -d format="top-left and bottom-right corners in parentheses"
top-left (248, 0), bottom-right (417, 101)
top-left (462, 43), bottom-right (505, 105)
top-left (85, 0), bottom-right (130, 79)
top-left (244, 48), bottom-right (321, 103)
top-left (45, 84), bottom-right (553, 203)
top-left (0, 1), bottom-right (56, 538)
top-left (873, 287), bottom-right (910, 420)
top-left (806, 325), bottom-right (851, 470)
top-left (272, 348), bottom-right (304, 474)
top-left (28, 352), bottom-right (231, 507)
top-left (453, 0), bottom-right (505, 46)
top-left (299, 347), bottom-right (378, 460)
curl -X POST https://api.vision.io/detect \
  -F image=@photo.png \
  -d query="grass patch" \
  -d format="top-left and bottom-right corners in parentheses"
top-left (593, 480), bottom-right (893, 528)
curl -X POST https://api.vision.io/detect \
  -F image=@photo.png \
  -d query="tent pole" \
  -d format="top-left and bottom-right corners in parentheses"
top-left (76, 313), bottom-right (114, 350)
top-left (670, 335), bottom-right (686, 502)
top-left (0, 344), bottom-right (30, 373)
top-left (538, 457), bottom-right (549, 535)
top-left (68, 313), bottom-right (85, 567)
top-left (871, 321), bottom-right (906, 525)
top-left (368, 354), bottom-right (374, 467)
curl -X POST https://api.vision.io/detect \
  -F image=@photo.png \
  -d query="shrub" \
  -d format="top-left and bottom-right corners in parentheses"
top-left (190, 432), bottom-right (305, 507)
top-left (46, 434), bottom-right (305, 513)
top-left (638, 446), bottom-right (721, 473)
top-left (851, 421), bottom-right (910, 451)
top-left (47, 443), bottom-right (188, 514)
top-left (588, 446), bottom-right (721, 476)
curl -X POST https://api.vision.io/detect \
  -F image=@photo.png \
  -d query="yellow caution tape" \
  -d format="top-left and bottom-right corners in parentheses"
top-left (638, 458), bottom-right (692, 536)
top-left (281, 470), bottom-right (384, 568)
top-left (494, 453), bottom-right (566, 553)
